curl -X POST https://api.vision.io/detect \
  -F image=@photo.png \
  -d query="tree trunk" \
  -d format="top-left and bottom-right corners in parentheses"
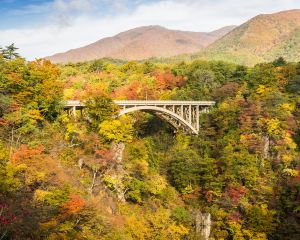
top-left (89, 170), bottom-right (97, 194)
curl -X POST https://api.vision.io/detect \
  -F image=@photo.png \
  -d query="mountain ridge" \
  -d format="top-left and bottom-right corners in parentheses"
top-left (46, 25), bottom-right (236, 63)
top-left (47, 9), bottom-right (300, 65)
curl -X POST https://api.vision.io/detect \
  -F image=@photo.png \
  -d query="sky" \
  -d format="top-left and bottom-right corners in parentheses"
top-left (1, 0), bottom-right (300, 60)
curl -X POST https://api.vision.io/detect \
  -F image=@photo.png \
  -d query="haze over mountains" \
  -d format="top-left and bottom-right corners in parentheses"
top-left (47, 25), bottom-right (235, 63)
top-left (47, 9), bottom-right (300, 65)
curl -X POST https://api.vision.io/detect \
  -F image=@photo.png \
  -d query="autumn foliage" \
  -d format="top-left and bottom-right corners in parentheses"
top-left (61, 195), bottom-right (85, 216)
top-left (0, 53), bottom-right (299, 239)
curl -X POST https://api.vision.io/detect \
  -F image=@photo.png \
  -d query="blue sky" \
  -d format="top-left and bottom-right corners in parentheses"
top-left (1, 0), bottom-right (50, 29)
top-left (1, 0), bottom-right (300, 59)
top-left (0, 0), bottom-right (152, 29)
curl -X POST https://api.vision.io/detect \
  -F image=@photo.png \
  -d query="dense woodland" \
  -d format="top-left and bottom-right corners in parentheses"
top-left (0, 46), bottom-right (299, 239)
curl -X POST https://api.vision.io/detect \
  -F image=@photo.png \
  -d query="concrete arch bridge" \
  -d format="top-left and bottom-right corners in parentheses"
top-left (64, 100), bottom-right (215, 135)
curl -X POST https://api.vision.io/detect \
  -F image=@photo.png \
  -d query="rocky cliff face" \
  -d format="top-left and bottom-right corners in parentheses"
top-left (110, 142), bottom-right (126, 202)
top-left (195, 212), bottom-right (211, 240)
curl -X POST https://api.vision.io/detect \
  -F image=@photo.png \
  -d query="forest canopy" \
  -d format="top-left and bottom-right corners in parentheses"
top-left (0, 50), bottom-right (299, 239)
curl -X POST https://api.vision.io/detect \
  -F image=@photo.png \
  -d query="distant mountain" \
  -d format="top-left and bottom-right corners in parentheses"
top-left (193, 9), bottom-right (300, 65)
top-left (46, 25), bottom-right (235, 63)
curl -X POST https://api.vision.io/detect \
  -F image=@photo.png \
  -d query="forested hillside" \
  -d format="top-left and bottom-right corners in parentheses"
top-left (192, 10), bottom-right (300, 66)
top-left (0, 49), bottom-right (300, 239)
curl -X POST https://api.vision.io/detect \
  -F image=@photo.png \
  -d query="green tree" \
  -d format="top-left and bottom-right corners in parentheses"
top-left (2, 44), bottom-right (20, 60)
top-left (272, 57), bottom-right (287, 67)
top-left (85, 94), bottom-right (119, 131)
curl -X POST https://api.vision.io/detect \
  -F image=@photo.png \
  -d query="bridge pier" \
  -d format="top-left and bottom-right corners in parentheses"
top-left (72, 106), bottom-right (77, 119)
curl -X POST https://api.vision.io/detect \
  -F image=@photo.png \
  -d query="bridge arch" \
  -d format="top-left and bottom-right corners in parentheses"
top-left (64, 100), bottom-right (215, 135)
top-left (119, 106), bottom-right (198, 134)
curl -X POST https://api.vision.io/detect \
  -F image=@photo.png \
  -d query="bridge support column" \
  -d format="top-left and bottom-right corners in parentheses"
top-left (72, 106), bottom-right (76, 119)
top-left (189, 105), bottom-right (192, 124)
top-left (196, 106), bottom-right (200, 132)
top-left (180, 105), bottom-right (184, 118)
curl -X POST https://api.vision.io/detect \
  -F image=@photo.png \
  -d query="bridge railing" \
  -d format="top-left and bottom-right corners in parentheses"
top-left (114, 100), bottom-right (216, 106)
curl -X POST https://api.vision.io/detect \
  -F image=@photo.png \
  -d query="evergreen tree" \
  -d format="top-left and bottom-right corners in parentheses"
top-left (272, 56), bottom-right (287, 67)
top-left (3, 43), bottom-right (20, 60)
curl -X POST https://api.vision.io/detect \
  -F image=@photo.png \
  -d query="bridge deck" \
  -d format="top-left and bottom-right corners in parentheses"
top-left (64, 100), bottom-right (216, 108)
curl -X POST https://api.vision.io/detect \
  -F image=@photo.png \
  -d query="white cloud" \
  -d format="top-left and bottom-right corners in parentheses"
top-left (52, 0), bottom-right (97, 26)
top-left (1, 0), bottom-right (300, 60)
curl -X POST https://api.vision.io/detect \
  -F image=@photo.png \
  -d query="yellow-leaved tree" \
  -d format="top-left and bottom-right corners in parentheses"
top-left (99, 115), bottom-right (134, 143)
